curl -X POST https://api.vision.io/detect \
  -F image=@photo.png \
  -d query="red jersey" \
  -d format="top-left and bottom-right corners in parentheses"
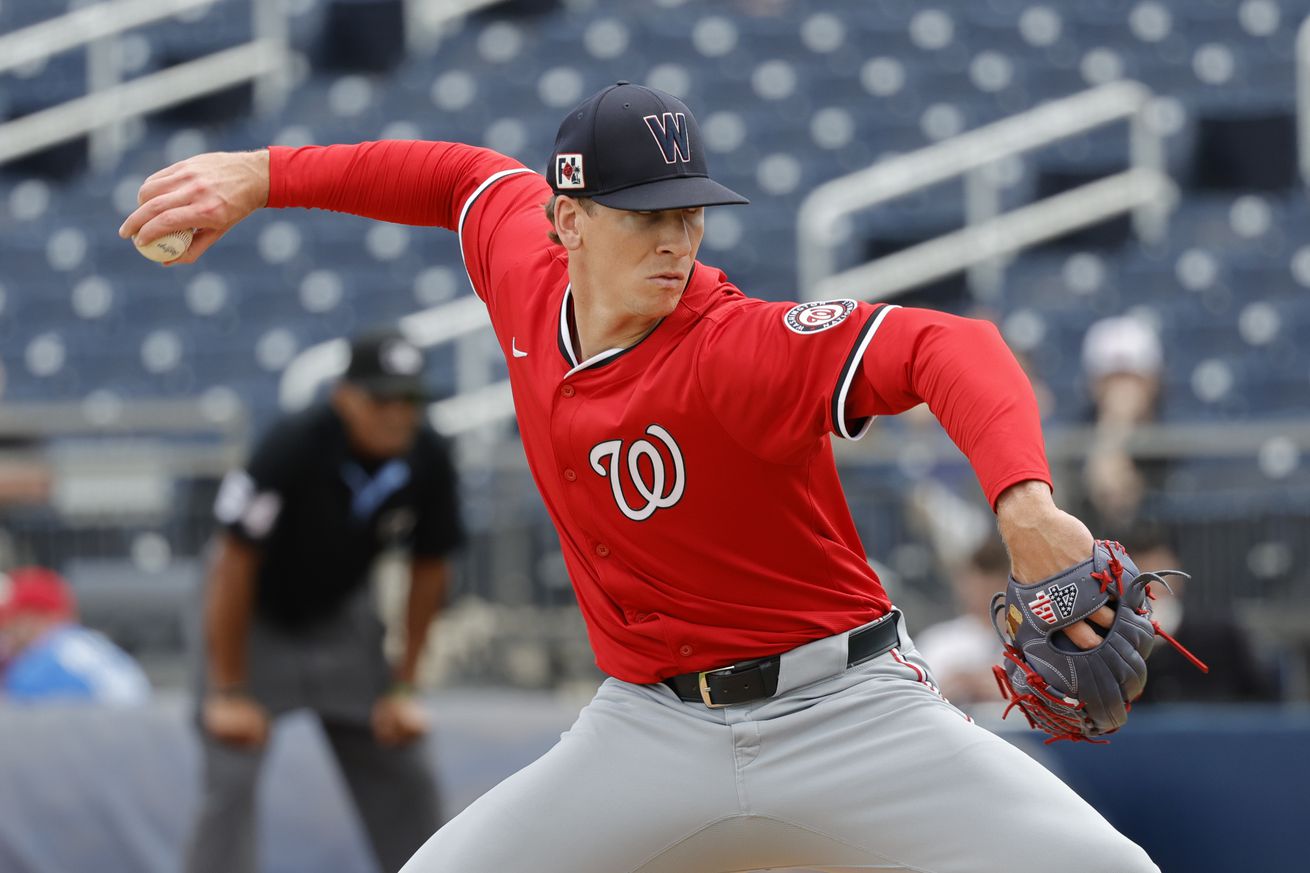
top-left (269, 141), bottom-right (1051, 683)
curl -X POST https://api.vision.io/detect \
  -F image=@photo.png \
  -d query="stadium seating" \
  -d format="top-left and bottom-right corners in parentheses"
top-left (3, 0), bottom-right (1307, 433)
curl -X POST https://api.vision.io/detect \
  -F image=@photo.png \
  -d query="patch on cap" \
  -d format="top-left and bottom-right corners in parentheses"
top-left (380, 338), bottom-right (423, 375)
top-left (556, 153), bottom-right (585, 189)
top-left (783, 299), bottom-right (857, 334)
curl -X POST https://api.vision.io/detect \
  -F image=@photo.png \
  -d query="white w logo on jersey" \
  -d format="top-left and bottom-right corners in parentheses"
top-left (589, 425), bottom-right (686, 521)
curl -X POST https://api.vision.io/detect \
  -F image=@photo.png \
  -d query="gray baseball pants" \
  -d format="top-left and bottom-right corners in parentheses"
top-left (185, 591), bottom-right (440, 873)
top-left (400, 611), bottom-right (1157, 873)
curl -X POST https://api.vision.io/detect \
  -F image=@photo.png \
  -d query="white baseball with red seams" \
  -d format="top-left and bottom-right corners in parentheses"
top-left (134, 228), bottom-right (194, 262)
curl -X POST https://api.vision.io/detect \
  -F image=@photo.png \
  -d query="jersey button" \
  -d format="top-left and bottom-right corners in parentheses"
top-left (595, 543), bottom-right (610, 558)
top-left (560, 385), bottom-right (576, 398)
top-left (679, 644), bottom-right (693, 657)
top-left (563, 468), bottom-right (577, 482)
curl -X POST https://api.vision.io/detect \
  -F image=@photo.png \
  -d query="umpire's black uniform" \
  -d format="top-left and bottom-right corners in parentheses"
top-left (187, 385), bottom-right (464, 873)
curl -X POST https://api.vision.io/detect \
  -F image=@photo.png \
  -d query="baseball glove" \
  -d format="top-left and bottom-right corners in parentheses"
top-left (990, 540), bottom-right (1207, 743)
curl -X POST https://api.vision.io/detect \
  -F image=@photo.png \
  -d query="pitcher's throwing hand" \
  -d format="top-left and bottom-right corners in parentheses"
top-left (119, 150), bottom-right (269, 265)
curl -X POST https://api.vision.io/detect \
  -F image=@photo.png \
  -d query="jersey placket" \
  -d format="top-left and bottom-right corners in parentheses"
top-left (547, 370), bottom-right (604, 566)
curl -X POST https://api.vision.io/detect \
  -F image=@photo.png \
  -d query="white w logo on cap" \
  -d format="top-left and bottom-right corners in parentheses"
top-left (643, 112), bottom-right (691, 164)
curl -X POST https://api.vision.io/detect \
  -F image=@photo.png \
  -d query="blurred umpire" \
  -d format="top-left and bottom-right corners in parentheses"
top-left (186, 328), bottom-right (465, 873)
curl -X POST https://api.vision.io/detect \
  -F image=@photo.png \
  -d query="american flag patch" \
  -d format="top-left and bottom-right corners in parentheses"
top-left (1028, 582), bottom-right (1079, 625)
top-left (1028, 590), bottom-right (1058, 624)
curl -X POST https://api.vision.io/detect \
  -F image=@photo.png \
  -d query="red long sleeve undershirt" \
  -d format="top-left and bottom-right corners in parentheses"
top-left (847, 309), bottom-right (1051, 509)
top-left (268, 140), bottom-right (523, 228)
top-left (268, 140), bottom-right (1051, 510)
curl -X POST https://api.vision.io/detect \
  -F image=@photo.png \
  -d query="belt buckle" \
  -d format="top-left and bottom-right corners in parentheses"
top-left (697, 667), bottom-right (731, 708)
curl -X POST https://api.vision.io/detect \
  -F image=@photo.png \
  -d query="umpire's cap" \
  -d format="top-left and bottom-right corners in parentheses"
top-left (547, 82), bottom-right (749, 211)
top-left (343, 328), bottom-right (429, 401)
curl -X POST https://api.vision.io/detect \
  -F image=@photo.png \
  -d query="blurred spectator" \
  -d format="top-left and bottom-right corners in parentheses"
top-left (0, 440), bottom-right (53, 507)
top-left (914, 536), bottom-right (1009, 707)
top-left (0, 389), bottom-right (53, 505)
top-left (0, 566), bottom-right (150, 705)
top-left (1126, 529), bottom-right (1278, 704)
top-left (187, 328), bottom-right (465, 873)
top-left (1074, 315), bottom-right (1167, 533)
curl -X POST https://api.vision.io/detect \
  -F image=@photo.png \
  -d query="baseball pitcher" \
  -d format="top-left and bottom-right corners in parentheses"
top-left (122, 82), bottom-right (1200, 873)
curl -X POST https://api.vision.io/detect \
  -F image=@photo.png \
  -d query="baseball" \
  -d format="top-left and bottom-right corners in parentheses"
top-left (134, 228), bottom-right (194, 263)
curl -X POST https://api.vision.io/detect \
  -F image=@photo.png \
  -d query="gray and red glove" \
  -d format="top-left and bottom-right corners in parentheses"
top-left (991, 540), bottom-right (1207, 743)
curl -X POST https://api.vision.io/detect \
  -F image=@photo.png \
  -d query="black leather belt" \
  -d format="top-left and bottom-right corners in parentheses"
top-left (663, 613), bottom-right (900, 708)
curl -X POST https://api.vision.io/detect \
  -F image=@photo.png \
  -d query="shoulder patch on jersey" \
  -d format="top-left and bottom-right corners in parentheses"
top-left (783, 299), bottom-right (858, 334)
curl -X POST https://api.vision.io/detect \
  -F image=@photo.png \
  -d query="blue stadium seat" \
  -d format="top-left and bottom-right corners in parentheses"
top-left (2, 0), bottom-right (1309, 424)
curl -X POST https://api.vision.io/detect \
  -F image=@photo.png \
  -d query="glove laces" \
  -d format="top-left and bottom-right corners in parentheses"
top-left (1097, 543), bottom-right (1210, 674)
top-left (992, 649), bottom-right (1108, 744)
top-left (1136, 569), bottom-right (1210, 674)
top-left (1090, 539), bottom-right (1126, 598)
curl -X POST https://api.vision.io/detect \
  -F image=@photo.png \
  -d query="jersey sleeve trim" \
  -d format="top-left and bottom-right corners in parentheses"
top-left (456, 167), bottom-right (538, 236)
top-left (456, 167), bottom-right (538, 293)
top-left (832, 304), bottom-right (899, 441)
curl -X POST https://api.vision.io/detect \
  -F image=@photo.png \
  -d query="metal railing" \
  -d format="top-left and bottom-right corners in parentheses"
top-left (1298, 13), bottom-right (1310, 186)
top-left (798, 81), bottom-right (1174, 302)
top-left (0, 0), bottom-right (290, 171)
top-left (0, 398), bottom-right (248, 524)
top-left (0, 0), bottom-right (216, 74)
top-left (278, 294), bottom-right (515, 439)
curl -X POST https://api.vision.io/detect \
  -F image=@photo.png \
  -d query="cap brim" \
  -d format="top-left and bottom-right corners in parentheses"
top-left (591, 176), bottom-right (749, 211)
top-left (349, 376), bottom-right (431, 401)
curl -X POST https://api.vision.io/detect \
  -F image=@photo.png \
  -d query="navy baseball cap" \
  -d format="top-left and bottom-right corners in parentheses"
top-left (547, 82), bottom-right (749, 211)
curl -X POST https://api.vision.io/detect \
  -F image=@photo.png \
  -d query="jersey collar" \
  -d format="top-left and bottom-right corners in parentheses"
top-left (556, 264), bottom-right (709, 376)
